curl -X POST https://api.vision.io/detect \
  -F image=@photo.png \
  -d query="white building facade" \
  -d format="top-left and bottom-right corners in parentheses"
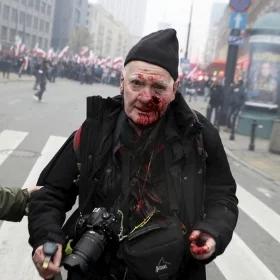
top-left (88, 3), bottom-right (132, 58)
top-left (97, 0), bottom-right (147, 37)
top-left (0, 0), bottom-right (55, 50)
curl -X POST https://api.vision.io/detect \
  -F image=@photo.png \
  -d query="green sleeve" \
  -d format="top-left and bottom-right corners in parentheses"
top-left (0, 186), bottom-right (29, 222)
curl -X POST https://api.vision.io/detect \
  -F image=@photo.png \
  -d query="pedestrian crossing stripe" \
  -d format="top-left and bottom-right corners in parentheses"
top-left (237, 184), bottom-right (280, 244)
top-left (0, 130), bottom-right (279, 279)
top-left (215, 233), bottom-right (279, 280)
top-left (22, 135), bottom-right (66, 188)
top-left (0, 133), bottom-right (67, 280)
top-left (0, 130), bottom-right (28, 166)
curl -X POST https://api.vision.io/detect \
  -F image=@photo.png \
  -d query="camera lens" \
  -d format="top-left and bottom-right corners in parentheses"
top-left (63, 230), bottom-right (106, 273)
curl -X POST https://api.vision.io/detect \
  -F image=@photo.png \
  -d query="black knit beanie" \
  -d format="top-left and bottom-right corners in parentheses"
top-left (124, 28), bottom-right (179, 81)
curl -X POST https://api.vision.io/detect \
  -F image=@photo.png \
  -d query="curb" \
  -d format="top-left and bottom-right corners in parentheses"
top-left (0, 79), bottom-right (33, 83)
top-left (224, 147), bottom-right (280, 187)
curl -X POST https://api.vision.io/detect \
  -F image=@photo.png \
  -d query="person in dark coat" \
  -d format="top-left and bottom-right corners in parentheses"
top-left (0, 185), bottom-right (41, 222)
top-left (1, 55), bottom-right (12, 79)
top-left (227, 79), bottom-right (246, 129)
top-left (28, 29), bottom-right (238, 280)
top-left (206, 80), bottom-right (224, 126)
top-left (33, 60), bottom-right (49, 102)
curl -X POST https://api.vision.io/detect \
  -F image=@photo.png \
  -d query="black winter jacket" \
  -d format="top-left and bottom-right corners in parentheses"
top-left (28, 93), bottom-right (238, 280)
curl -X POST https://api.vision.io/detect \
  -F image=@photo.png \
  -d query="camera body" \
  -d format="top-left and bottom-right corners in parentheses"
top-left (62, 207), bottom-right (118, 274)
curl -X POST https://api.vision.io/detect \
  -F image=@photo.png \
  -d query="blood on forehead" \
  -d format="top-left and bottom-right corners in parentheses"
top-left (136, 73), bottom-right (169, 85)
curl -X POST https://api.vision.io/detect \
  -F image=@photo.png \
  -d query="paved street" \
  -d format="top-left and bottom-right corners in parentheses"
top-left (0, 78), bottom-right (280, 280)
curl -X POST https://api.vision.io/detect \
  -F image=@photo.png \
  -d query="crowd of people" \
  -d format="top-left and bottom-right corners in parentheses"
top-left (0, 51), bottom-right (123, 103)
top-left (179, 74), bottom-right (246, 131)
top-left (0, 52), bottom-right (122, 86)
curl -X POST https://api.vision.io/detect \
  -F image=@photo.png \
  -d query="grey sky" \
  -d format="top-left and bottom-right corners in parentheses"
top-left (89, 0), bottom-right (229, 62)
top-left (143, 0), bottom-right (229, 62)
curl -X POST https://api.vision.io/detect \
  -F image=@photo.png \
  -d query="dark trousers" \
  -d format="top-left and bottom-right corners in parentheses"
top-left (33, 76), bottom-right (39, 90)
top-left (227, 106), bottom-right (240, 129)
top-left (2, 70), bottom-right (10, 79)
top-left (35, 82), bottom-right (46, 100)
top-left (206, 105), bottom-right (221, 126)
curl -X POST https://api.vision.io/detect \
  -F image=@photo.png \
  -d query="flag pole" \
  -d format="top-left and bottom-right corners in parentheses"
top-left (185, 0), bottom-right (194, 60)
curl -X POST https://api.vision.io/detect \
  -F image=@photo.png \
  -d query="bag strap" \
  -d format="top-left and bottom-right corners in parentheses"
top-left (73, 126), bottom-right (82, 172)
top-left (72, 96), bottom-right (107, 174)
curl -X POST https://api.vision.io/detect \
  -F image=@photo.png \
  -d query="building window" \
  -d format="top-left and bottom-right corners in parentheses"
top-left (39, 19), bottom-right (44, 32)
top-left (33, 17), bottom-right (38, 30)
top-left (28, 0), bottom-right (34, 8)
top-left (1, 26), bottom-right (8, 41)
top-left (31, 34), bottom-right (36, 47)
top-left (41, 2), bottom-right (46, 14)
top-left (38, 36), bottom-right (42, 48)
top-left (26, 14), bottom-right (32, 27)
top-left (47, 4), bottom-right (51, 16)
top-left (75, 9), bottom-right (81, 24)
top-left (9, 28), bottom-right (16, 43)
top-left (35, 0), bottom-right (41, 11)
top-left (20, 11), bottom-right (25, 25)
top-left (3, 5), bottom-right (10, 21)
top-left (44, 38), bottom-right (48, 49)
top-left (45, 22), bottom-right (50, 33)
top-left (12, 8), bottom-right (18, 23)
top-left (25, 33), bottom-right (30, 46)
top-left (18, 31), bottom-right (23, 40)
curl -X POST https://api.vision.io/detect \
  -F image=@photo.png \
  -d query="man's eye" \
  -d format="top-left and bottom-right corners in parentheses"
top-left (131, 80), bottom-right (143, 86)
top-left (131, 80), bottom-right (142, 86)
top-left (155, 86), bottom-right (165, 90)
top-left (153, 85), bottom-right (166, 92)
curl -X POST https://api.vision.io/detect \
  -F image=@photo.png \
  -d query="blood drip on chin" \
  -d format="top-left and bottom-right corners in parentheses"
top-left (136, 95), bottom-right (168, 126)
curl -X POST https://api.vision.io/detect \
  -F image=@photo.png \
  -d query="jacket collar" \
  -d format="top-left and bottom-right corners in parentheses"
top-left (165, 92), bottom-right (203, 142)
top-left (93, 92), bottom-right (202, 142)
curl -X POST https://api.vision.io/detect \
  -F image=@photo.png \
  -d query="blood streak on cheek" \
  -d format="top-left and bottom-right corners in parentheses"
top-left (150, 96), bottom-right (169, 114)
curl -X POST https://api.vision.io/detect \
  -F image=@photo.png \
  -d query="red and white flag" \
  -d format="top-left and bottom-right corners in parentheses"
top-left (187, 65), bottom-right (198, 79)
top-left (19, 44), bottom-right (26, 55)
top-left (15, 43), bottom-right (21, 56)
top-left (112, 56), bottom-right (123, 70)
top-left (23, 56), bottom-right (29, 71)
top-left (79, 46), bottom-right (89, 57)
top-left (47, 48), bottom-right (54, 60)
top-left (58, 46), bottom-right (69, 59)
top-left (34, 48), bottom-right (46, 58)
top-left (98, 57), bottom-right (112, 68)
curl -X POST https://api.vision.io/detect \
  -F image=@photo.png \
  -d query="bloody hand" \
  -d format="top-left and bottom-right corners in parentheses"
top-left (189, 230), bottom-right (216, 260)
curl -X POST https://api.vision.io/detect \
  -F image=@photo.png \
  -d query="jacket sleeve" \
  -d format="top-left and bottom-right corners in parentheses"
top-left (194, 118), bottom-right (239, 258)
top-left (28, 133), bottom-right (79, 250)
top-left (0, 186), bottom-right (29, 222)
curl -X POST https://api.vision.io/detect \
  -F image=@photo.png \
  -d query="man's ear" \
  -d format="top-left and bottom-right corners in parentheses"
top-left (120, 74), bottom-right (124, 95)
top-left (173, 79), bottom-right (179, 94)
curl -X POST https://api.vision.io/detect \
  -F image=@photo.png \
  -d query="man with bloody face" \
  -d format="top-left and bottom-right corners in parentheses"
top-left (28, 29), bottom-right (238, 280)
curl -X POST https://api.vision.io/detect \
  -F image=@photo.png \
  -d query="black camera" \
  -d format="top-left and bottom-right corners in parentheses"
top-left (62, 207), bottom-right (118, 274)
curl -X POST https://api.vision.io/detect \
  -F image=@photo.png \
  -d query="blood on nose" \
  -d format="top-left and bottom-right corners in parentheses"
top-left (151, 95), bottom-right (160, 104)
